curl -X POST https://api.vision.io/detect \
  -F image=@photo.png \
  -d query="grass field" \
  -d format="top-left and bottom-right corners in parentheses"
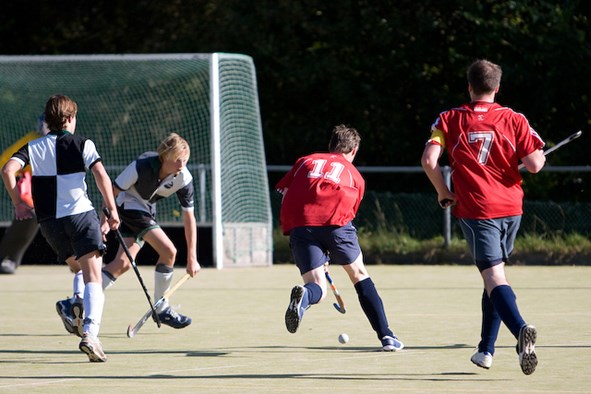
top-left (1, 264), bottom-right (590, 393)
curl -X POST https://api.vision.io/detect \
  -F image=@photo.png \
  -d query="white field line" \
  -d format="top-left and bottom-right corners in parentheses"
top-left (0, 378), bottom-right (83, 389)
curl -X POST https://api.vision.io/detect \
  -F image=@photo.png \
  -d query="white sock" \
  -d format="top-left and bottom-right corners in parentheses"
top-left (102, 270), bottom-right (116, 291)
top-left (154, 269), bottom-right (173, 312)
top-left (83, 282), bottom-right (104, 338)
top-left (73, 270), bottom-right (84, 300)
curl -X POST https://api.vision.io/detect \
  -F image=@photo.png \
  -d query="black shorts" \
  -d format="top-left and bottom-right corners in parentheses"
top-left (39, 210), bottom-right (106, 262)
top-left (118, 208), bottom-right (160, 243)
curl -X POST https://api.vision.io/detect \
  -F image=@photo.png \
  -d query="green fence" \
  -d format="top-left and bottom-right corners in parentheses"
top-left (269, 165), bottom-right (591, 239)
top-left (271, 190), bottom-right (591, 238)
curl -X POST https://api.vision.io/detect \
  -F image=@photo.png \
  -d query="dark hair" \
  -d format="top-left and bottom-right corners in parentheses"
top-left (467, 59), bottom-right (502, 95)
top-left (328, 124), bottom-right (360, 154)
top-left (44, 95), bottom-right (78, 132)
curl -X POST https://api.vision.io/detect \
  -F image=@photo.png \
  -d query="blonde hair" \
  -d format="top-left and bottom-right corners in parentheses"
top-left (157, 133), bottom-right (190, 161)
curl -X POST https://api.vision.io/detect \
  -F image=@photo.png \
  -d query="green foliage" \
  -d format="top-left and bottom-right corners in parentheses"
top-left (274, 224), bottom-right (591, 265)
top-left (516, 232), bottom-right (591, 254)
top-left (0, 0), bottom-right (589, 200)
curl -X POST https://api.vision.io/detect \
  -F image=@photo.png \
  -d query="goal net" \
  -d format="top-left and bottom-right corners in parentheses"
top-left (0, 53), bottom-right (272, 268)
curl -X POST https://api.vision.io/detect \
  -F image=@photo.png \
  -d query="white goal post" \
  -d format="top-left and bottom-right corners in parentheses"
top-left (0, 53), bottom-right (273, 269)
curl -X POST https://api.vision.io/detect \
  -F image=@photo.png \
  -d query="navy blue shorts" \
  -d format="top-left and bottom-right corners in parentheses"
top-left (289, 222), bottom-right (361, 275)
top-left (39, 210), bottom-right (106, 262)
top-left (458, 216), bottom-right (521, 272)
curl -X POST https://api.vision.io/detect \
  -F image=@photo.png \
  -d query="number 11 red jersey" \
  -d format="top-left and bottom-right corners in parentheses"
top-left (276, 152), bottom-right (365, 235)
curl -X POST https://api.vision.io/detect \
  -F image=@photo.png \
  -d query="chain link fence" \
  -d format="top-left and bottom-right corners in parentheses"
top-left (269, 166), bottom-right (591, 241)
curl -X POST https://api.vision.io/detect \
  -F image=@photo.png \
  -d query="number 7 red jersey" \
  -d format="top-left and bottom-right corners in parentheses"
top-left (276, 152), bottom-right (365, 235)
top-left (430, 101), bottom-right (545, 219)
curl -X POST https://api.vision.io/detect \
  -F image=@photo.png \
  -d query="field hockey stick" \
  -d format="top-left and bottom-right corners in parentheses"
top-left (102, 207), bottom-right (161, 327)
top-left (127, 273), bottom-right (191, 338)
top-left (519, 130), bottom-right (582, 169)
top-left (325, 268), bottom-right (346, 314)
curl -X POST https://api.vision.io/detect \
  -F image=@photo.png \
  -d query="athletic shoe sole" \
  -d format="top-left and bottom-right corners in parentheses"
top-left (71, 301), bottom-right (84, 338)
top-left (518, 324), bottom-right (538, 375)
top-left (285, 285), bottom-right (304, 334)
top-left (79, 337), bottom-right (107, 362)
top-left (55, 301), bottom-right (76, 335)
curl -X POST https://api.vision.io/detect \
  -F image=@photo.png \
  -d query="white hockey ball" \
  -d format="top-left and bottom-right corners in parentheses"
top-left (338, 333), bottom-right (349, 344)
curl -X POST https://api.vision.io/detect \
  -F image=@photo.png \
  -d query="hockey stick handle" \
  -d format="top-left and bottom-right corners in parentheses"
top-left (519, 130), bottom-right (582, 169)
top-left (164, 273), bottom-right (191, 299)
top-left (103, 207), bottom-right (161, 327)
top-left (325, 270), bottom-right (346, 314)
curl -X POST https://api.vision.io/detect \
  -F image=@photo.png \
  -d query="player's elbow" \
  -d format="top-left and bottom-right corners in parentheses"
top-left (1, 164), bottom-right (16, 182)
top-left (420, 154), bottom-right (437, 171)
top-left (421, 145), bottom-right (442, 171)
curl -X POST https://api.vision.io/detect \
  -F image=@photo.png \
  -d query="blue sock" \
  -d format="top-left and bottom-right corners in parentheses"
top-left (301, 282), bottom-right (322, 310)
top-left (489, 285), bottom-right (526, 339)
top-left (354, 277), bottom-right (393, 339)
top-left (478, 289), bottom-right (501, 355)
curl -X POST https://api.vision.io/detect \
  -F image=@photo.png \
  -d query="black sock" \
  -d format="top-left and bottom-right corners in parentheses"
top-left (302, 282), bottom-right (322, 309)
top-left (354, 277), bottom-right (393, 339)
top-left (479, 289), bottom-right (501, 354)
top-left (489, 285), bottom-right (526, 339)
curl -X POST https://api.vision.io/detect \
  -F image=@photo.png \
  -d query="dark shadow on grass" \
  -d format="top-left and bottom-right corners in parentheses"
top-left (0, 349), bottom-right (229, 357)
top-left (221, 343), bottom-right (474, 352)
top-left (0, 372), bottom-right (502, 382)
top-left (0, 333), bottom-right (76, 338)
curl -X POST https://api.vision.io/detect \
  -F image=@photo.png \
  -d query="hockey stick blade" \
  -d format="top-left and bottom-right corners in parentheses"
top-left (127, 273), bottom-right (191, 338)
top-left (127, 297), bottom-right (167, 338)
top-left (519, 130), bottom-right (582, 169)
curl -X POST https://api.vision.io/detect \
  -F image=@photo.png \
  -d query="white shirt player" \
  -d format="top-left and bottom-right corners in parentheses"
top-left (114, 151), bottom-right (195, 217)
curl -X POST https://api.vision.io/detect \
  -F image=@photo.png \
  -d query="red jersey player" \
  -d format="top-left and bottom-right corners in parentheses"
top-left (421, 59), bottom-right (546, 375)
top-left (277, 124), bottom-right (404, 351)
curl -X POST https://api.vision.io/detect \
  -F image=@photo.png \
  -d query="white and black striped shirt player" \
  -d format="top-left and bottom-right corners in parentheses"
top-left (114, 151), bottom-right (195, 218)
top-left (11, 130), bottom-right (102, 222)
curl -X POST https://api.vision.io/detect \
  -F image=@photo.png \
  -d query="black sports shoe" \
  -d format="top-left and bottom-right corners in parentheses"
top-left (156, 307), bottom-right (192, 329)
top-left (285, 285), bottom-right (305, 334)
top-left (517, 324), bottom-right (538, 375)
top-left (55, 298), bottom-right (76, 335)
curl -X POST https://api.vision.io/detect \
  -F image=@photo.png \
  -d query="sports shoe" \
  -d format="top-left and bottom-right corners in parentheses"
top-left (79, 333), bottom-right (107, 362)
top-left (285, 285), bottom-right (306, 334)
top-left (55, 298), bottom-right (76, 335)
top-left (156, 307), bottom-right (192, 329)
top-left (381, 335), bottom-right (404, 351)
top-left (71, 297), bottom-right (85, 338)
top-left (518, 324), bottom-right (538, 375)
top-left (471, 351), bottom-right (493, 369)
top-left (0, 258), bottom-right (17, 274)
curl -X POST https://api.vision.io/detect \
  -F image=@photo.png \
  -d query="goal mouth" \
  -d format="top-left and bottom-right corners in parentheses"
top-left (0, 53), bottom-right (272, 268)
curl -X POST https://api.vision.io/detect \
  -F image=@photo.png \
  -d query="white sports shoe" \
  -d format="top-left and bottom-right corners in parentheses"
top-left (79, 333), bottom-right (107, 362)
top-left (471, 351), bottom-right (493, 369)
